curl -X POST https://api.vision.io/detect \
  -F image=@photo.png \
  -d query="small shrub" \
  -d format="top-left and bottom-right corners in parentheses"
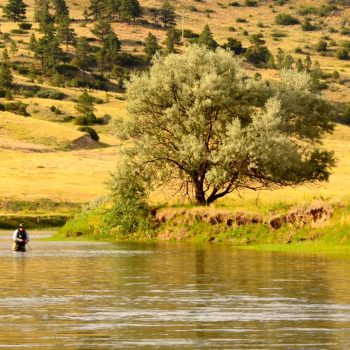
top-left (332, 70), bottom-right (340, 80)
top-left (50, 105), bottom-right (62, 114)
top-left (188, 5), bottom-right (199, 12)
top-left (78, 126), bottom-right (100, 141)
top-left (341, 105), bottom-right (350, 124)
top-left (336, 48), bottom-right (349, 60)
top-left (315, 40), bottom-right (328, 52)
top-left (301, 19), bottom-right (317, 31)
top-left (245, 0), bottom-right (258, 6)
top-left (222, 38), bottom-right (245, 54)
top-left (298, 6), bottom-right (317, 15)
top-left (245, 45), bottom-right (272, 65)
top-left (75, 113), bottom-right (97, 126)
top-left (318, 4), bottom-right (337, 17)
top-left (229, 1), bottom-right (241, 6)
top-left (340, 41), bottom-right (350, 50)
top-left (10, 29), bottom-right (27, 34)
top-left (340, 27), bottom-right (350, 36)
top-left (236, 17), bottom-right (248, 23)
top-left (183, 29), bottom-right (199, 39)
top-left (18, 22), bottom-right (32, 30)
top-left (4, 102), bottom-right (29, 116)
top-left (274, 0), bottom-right (288, 4)
top-left (36, 89), bottom-right (66, 100)
top-left (275, 13), bottom-right (300, 25)
top-left (271, 29), bottom-right (288, 38)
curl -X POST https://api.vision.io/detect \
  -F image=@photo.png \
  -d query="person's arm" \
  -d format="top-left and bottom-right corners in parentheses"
top-left (13, 230), bottom-right (19, 242)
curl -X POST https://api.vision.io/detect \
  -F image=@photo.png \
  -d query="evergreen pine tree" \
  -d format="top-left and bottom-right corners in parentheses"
top-left (29, 33), bottom-right (37, 52)
top-left (76, 90), bottom-right (95, 115)
top-left (52, 0), bottom-right (69, 21)
top-left (120, 0), bottom-right (142, 22)
top-left (144, 32), bottom-right (159, 61)
top-left (103, 32), bottom-right (121, 66)
top-left (91, 17), bottom-right (112, 41)
top-left (75, 37), bottom-right (91, 78)
top-left (35, 24), bottom-right (63, 75)
top-left (283, 54), bottom-right (294, 69)
top-left (275, 48), bottom-right (285, 70)
top-left (34, 0), bottom-right (48, 23)
top-left (165, 33), bottom-right (175, 54)
top-left (88, 0), bottom-right (105, 20)
top-left (159, 0), bottom-right (176, 28)
top-left (57, 15), bottom-right (77, 50)
top-left (38, 0), bottom-right (54, 33)
top-left (4, 0), bottom-right (27, 22)
top-left (0, 50), bottom-right (13, 88)
top-left (296, 58), bottom-right (304, 72)
top-left (304, 55), bottom-right (312, 72)
top-left (10, 40), bottom-right (18, 56)
top-left (198, 24), bottom-right (217, 50)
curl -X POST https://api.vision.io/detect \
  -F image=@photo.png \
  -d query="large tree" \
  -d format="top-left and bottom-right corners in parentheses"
top-left (117, 45), bottom-right (335, 205)
top-left (4, 0), bottom-right (27, 22)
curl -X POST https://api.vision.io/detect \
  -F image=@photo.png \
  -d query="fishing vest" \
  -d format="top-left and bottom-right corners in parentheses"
top-left (16, 229), bottom-right (28, 241)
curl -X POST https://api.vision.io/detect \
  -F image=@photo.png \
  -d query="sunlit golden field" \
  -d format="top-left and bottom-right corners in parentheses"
top-left (0, 0), bottom-right (349, 212)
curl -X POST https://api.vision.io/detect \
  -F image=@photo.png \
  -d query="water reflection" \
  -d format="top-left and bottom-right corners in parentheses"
top-left (0, 232), bottom-right (350, 348)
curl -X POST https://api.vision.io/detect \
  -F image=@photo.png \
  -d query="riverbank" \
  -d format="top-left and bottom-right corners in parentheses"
top-left (53, 200), bottom-right (350, 256)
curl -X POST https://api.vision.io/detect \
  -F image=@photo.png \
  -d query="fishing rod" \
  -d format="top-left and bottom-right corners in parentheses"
top-left (26, 242), bottom-right (32, 250)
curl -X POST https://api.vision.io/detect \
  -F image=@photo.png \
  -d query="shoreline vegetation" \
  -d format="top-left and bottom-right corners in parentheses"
top-left (52, 199), bottom-right (350, 256)
top-left (2, 198), bottom-right (350, 256)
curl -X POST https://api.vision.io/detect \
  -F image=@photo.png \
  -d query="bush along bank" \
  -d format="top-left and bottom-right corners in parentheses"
top-left (57, 200), bottom-right (350, 247)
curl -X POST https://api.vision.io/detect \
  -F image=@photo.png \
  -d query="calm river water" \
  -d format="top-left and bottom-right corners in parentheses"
top-left (1, 231), bottom-right (350, 349)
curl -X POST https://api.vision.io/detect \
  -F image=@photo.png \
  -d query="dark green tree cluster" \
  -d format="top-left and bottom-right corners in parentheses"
top-left (91, 18), bottom-right (122, 75)
top-left (245, 33), bottom-right (272, 66)
top-left (87, 0), bottom-right (142, 22)
top-left (275, 48), bottom-right (325, 91)
top-left (3, 0), bottom-right (27, 22)
top-left (30, 0), bottom-right (77, 76)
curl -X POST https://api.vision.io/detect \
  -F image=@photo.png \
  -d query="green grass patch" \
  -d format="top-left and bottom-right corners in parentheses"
top-left (0, 214), bottom-right (71, 229)
top-left (0, 198), bottom-right (81, 214)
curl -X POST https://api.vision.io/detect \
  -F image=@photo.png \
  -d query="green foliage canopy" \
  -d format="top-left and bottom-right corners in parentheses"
top-left (117, 47), bottom-right (335, 205)
top-left (4, 0), bottom-right (27, 22)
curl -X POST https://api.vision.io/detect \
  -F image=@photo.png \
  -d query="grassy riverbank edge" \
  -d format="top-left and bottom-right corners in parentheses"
top-left (50, 202), bottom-right (350, 256)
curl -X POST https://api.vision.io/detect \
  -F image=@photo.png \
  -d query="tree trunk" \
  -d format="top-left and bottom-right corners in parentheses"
top-left (193, 180), bottom-right (206, 205)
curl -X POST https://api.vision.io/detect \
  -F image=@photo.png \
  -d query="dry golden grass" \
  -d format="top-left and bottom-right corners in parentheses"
top-left (0, 147), bottom-right (117, 202)
top-left (0, 0), bottom-right (349, 210)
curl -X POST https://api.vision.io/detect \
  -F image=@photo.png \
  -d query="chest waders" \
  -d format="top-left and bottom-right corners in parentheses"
top-left (12, 230), bottom-right (27, 252)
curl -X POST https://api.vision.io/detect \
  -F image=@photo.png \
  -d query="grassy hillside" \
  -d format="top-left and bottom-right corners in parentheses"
top-left (0, 0), bottom-right (349, 218)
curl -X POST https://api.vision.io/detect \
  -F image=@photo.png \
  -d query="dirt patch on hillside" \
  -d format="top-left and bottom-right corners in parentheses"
top-left (70, 134), bottom-right (99, 149)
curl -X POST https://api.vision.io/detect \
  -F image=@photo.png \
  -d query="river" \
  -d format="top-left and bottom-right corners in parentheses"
top-left (1, 230), bottom-right (350, 349)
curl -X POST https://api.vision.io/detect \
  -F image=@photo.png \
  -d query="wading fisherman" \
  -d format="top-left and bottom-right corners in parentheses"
top-left (12, 223), bottom-right (30, 252)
